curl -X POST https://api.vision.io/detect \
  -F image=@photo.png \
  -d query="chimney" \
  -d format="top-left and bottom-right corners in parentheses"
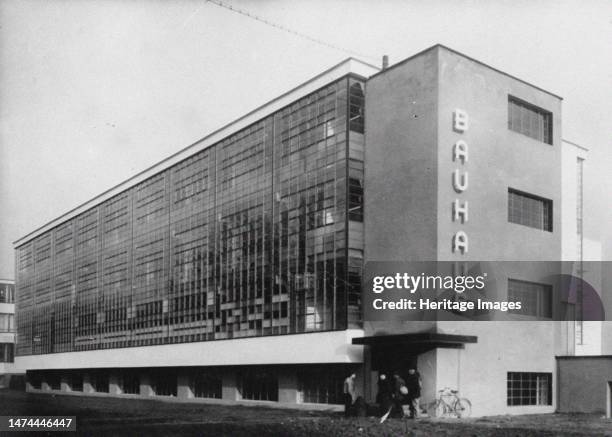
top-left (382, 55), bottom-right (389, 70)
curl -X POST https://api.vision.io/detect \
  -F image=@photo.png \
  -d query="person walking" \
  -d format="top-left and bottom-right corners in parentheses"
top-left (392, 372), bottom-right (407, 418)
top-left (405, 367), bottom-right (422, 418)
top-left (377, 373), bottom-right (393, 422)
top-left (343, 373), bottom-right (357, 417)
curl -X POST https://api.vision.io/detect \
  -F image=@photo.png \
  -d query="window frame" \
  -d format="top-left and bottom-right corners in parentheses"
top-left (507, 188), bottom-right (553, 232)
top-left (508, 95), bottom-right (553, 145)
top-left (507, 278), bottom-right (553, 319)
top-left (507, 372), bottom-right (552, 406)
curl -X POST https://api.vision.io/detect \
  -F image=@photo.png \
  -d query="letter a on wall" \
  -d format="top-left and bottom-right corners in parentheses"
top-left (453, 231), bottom-right (469, 254)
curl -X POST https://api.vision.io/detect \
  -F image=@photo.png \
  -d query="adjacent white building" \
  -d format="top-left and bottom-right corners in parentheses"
top-left (0, 279), bottom-right (20, 387)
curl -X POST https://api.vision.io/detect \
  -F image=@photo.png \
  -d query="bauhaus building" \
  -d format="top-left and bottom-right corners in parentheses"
top-left (13, 45), bottom-right (611, 416)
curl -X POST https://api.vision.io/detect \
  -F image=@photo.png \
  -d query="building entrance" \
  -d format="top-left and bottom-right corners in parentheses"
top-left (371, 343), bottom-right (418, 380)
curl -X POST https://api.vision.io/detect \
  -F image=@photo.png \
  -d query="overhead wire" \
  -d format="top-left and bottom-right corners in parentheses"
top-left (206, 0), bottom-right (380, 63)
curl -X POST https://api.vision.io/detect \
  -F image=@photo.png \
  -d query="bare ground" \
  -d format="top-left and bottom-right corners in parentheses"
top-left (0, 389), bottom-right (610, 437)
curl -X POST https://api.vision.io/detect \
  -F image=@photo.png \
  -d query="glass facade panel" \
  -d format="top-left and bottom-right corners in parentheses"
top-left (70, 372), bottom-right (83, 392)
top-left (151, 369), bottom-right (177, 396)
top-left (239, 367), bottom-right (278, 401)
top-left (47, 371), bottom-right (61, 390)
top-left (28, 371), bottom-right (42, 389)
top-left (120, 370), bottom-right (140, 395)
top-left (297, 365), bottom-right (346, 404)
top-left (92, 371), bottom-right (109, 393)
top-left (15, 77), bottom-right (365, 356)
top-left (192, 370), bottom-right (222, 399)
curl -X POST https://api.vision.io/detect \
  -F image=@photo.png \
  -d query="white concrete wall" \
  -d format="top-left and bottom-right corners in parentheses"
top-left (366, 46), bottom-right (569, 418)
top-left (560, 143), bottom-right (606, 355)
top-left (432, 47), bottom-right (561, 417)
top-left (0, 303), bottom-right (14, 314)
top-left (0, 363), bottom-right (16, 374)
top-left (417, 349), bottom-right (437, 407)
top-left (16, 330), bottom-right (364, 370)
top-left (0, 332), bottom-right (15, 343)
top-left (436, 321), bottom-right (556, 417)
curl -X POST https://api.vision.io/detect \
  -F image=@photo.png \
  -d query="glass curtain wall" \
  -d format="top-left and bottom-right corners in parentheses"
top-left (15, 76), bottom-right (365, 356)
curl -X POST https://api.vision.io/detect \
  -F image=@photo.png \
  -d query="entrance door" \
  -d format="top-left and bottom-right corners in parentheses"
top-left (372, 344), bottom-right (418, 380)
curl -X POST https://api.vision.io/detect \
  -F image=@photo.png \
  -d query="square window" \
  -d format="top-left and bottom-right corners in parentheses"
top-left (507, 372), bottom-right (551, 406)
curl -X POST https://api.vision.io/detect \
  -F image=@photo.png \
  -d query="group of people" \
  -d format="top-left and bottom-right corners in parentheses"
top-left (377, 368), bottom-right (422, 419)
top-left (343, 367), bottom-right (422, 420)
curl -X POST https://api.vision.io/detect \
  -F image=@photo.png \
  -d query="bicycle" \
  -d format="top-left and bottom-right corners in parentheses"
top-left (432, 387), bottom-right (471, 418)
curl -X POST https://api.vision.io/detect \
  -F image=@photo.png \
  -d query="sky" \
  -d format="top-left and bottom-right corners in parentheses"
top-left (0, 0), bottom-right (611, 279)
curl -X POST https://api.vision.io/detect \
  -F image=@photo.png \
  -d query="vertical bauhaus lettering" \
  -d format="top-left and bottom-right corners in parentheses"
top-left (453, 231), bottom-right (469, 254)
top-left (453, 200), bottom-right (469, 223)
top-left (453, 140), bottom-right (468, 163)
top-left (453, 170), bottom-right (468, 192)
top-left (452, 109), bottom-right (469, 255)
top-left (453, 109), bottom-right (469, 132)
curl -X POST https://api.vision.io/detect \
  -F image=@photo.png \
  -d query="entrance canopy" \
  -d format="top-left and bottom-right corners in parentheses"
top-left (353, 333), bottom-right (478, 371)
top-left (352, 333), bottom-right (477, 352)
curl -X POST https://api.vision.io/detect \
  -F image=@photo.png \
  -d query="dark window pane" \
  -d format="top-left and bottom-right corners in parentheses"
top-left (508, 188), bottom-right (553, 231)
top-left (508, 279), bottom-right (552, 318)
top-left (508, 96), bottom-right (552, 144)
top-left (507, 372), bottom-right (552, 406)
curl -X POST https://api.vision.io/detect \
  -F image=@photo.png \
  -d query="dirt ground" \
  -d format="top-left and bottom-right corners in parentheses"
top-left (0, 389), bottom-right (610, 437)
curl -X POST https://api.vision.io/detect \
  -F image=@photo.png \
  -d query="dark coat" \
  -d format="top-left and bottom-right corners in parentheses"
top-left (376, 377), bottom-right (392, 408)
top-left (406, 372), bottom-right (421, 398)
top-left (393, 375), bottom-right (407, 401)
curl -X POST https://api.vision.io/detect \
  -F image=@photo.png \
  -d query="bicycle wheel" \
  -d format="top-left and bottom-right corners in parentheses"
top-left (454, 398), bottom-right (471, 418)
top-left (434, 400), bottom-right (447, 418)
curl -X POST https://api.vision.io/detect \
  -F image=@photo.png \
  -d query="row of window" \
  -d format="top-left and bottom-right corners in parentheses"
top-left (505, 95), bottom-right (555, 237)
top-left (26, 368), bottom-right (552, 407)
top-left (27, 366), bottom-right (349, 404)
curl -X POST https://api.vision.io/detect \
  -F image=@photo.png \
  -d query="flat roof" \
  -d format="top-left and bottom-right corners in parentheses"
top-left (370, 44), bottom-right (563, 100)
top-left (14, 44), bottom-right (567, 247)
top-left (352, 333), bottom-right (478, 346)
top-left (562, 139), bottom-right (589, 152)
top-left (14, 58), bottom-right (380, 247)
